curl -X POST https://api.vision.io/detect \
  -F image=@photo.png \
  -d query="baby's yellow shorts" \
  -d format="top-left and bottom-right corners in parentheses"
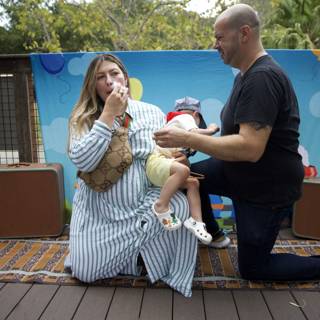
top-left (146, 152), bottom-right (175, 187)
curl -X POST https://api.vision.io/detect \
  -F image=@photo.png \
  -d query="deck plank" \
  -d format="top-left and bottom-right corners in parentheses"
top-left (39, 285), bottom-right (87, 320)
top-left (140, 288), bottom-right (172, 320)
top-left (203, 289), bottom-right (239, 320)
top-left (173, 290), bottom-right (205, 320)
top-left (233, 290), bottom-right (272, 320)
top-left (6, 284), bottom-right (58, 320)
top-left (0, 283), bottom-right (31, 320)
top-left (0, 282), bottom-right (319, 320)
top-left (106, 287), bottom-right (143, 320)
top-left (262, 290), bottom-right (306, 320)
top-left (73, 286), bottom-right (115, 320)
top-left (291, 290), bottom-right (320, 320)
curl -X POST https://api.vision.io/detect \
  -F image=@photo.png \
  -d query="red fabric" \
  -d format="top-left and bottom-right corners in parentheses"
top-left (304, 165), bottom-right (318, 178)
top-left (166, 111), bottom-right (185, 122)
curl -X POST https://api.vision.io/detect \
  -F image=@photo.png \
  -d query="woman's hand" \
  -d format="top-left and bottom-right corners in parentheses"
top-left (104, 84), bottom-right (128, 116)
top-left (154, 126), bottom-right (189, 148)
top-left (99, 84), bottom-right (128, 126)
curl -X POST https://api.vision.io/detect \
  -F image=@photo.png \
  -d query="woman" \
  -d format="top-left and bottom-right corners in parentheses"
top-left (65, 53), bottom-right (197, 297)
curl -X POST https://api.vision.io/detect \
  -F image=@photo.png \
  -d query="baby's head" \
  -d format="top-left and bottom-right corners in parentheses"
top-left (174, 96), bottom-right (207, 128)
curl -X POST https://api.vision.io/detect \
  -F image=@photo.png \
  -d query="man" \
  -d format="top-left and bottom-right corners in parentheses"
top-left (154, 4), bottom-right (320, 280)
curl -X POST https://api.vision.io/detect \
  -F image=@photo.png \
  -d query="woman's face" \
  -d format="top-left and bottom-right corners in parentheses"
top-left (95, 60), bottom-right (127, 102)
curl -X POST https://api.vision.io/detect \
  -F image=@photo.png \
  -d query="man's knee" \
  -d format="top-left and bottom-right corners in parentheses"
top-left (237, 243), bottom-right (269, 280)
top-left (238, 260), bottom-right (261, 280)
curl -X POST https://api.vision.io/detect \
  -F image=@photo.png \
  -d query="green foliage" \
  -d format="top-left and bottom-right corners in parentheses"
top-left (262, 0), bottom-right (320, 49)
top-left (0, 0), bottom-right (215, 53)
top-left (0, 0), bottom-right (319, 53)
top-left (236, 0), bottom-right (272, 24)
top-left (0, 25), bottom-right (25, 53)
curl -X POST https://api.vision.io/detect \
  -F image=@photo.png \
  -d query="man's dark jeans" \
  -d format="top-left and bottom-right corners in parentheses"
top-left (191, 157), bottom-right (320, 280)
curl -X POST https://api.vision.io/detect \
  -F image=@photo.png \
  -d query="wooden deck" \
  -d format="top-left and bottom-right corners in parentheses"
top-left (1, 228), bottom-right (320, 320)
top-left (1, 284), bottom-right (320, 320)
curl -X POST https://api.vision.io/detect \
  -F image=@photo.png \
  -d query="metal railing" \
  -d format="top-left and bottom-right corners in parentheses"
top-left (0, 55), bottom-right (45, 164)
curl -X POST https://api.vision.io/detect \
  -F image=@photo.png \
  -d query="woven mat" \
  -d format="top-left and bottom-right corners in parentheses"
top-left (1, 237), bottom-right (320, 289)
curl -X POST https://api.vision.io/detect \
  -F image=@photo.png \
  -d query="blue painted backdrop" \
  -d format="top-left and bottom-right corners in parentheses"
top-left (30, 50), bottom-right (320, 210)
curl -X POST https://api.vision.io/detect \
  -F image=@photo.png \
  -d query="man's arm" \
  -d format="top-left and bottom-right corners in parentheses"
top-left (154, 122), bottom-right (272, 162)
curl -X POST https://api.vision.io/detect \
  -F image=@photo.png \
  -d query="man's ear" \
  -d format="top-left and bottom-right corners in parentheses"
top-left (239, 25), bottom-right (250, 43)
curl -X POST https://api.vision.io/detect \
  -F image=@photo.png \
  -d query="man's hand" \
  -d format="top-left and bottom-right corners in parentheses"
top-left (154, 126), bottom-right (189, 148)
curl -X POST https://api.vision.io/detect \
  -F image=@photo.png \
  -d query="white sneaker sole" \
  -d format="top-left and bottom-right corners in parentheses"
top-left (207, 236), bottom-right (231, 249)
top-left (183, 219), bottom-right (212, 245)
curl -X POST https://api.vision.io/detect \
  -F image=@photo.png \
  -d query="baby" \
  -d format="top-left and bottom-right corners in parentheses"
top-left (147, 97), bottom-right (219, 244)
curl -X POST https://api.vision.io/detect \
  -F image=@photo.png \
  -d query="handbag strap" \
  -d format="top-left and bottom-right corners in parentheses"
top-left (117, 112), bottom-right (132, 128)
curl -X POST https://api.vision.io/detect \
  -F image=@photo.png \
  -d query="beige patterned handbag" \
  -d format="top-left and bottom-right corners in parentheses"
top-left (78, 113), bottom-right (133, 192)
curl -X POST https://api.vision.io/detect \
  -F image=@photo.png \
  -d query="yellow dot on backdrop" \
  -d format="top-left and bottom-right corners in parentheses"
top-left (129, 78), bottom-right (143, 100)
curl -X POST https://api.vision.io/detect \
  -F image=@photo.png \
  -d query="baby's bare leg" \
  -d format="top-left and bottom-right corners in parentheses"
top-left (182, 177), bottom-right (212, 244)
top-left (184, 177), bottom-right (203, 221)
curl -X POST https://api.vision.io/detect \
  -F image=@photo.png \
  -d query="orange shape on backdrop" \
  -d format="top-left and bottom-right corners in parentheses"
top-left (311, 49), bottom-right (320, 60)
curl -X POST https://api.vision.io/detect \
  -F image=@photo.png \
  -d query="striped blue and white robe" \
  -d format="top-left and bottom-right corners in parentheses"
top-left (65, 99), bottom-right (198, 297)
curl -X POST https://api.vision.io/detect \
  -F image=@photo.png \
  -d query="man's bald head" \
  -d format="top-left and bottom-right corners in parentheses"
top-left (216, 4), bottom-right (260, 35)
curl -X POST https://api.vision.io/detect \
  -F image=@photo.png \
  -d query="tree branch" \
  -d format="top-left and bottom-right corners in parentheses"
top-left (133, 1), bottom-right (181, 42)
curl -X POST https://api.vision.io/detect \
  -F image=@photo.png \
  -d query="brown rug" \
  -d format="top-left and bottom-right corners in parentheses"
top-left (1, 238), bottom-right (320, 289)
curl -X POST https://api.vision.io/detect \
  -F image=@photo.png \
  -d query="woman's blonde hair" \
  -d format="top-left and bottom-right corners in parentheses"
top-left (68, 54), bottom-right (130, 148)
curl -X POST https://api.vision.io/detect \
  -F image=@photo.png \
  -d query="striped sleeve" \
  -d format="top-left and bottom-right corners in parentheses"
top-left (69, 120), bottom-right (113, 172)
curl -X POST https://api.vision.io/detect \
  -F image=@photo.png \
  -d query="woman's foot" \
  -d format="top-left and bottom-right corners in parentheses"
top-left (183, 217), bottom-right (212, 244)
top-left (151, 202), bottom-right (182, 231)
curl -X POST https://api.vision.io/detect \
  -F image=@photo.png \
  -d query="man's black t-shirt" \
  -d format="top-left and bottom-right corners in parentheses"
top-left (220, 55), bottom-right (304, 208)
